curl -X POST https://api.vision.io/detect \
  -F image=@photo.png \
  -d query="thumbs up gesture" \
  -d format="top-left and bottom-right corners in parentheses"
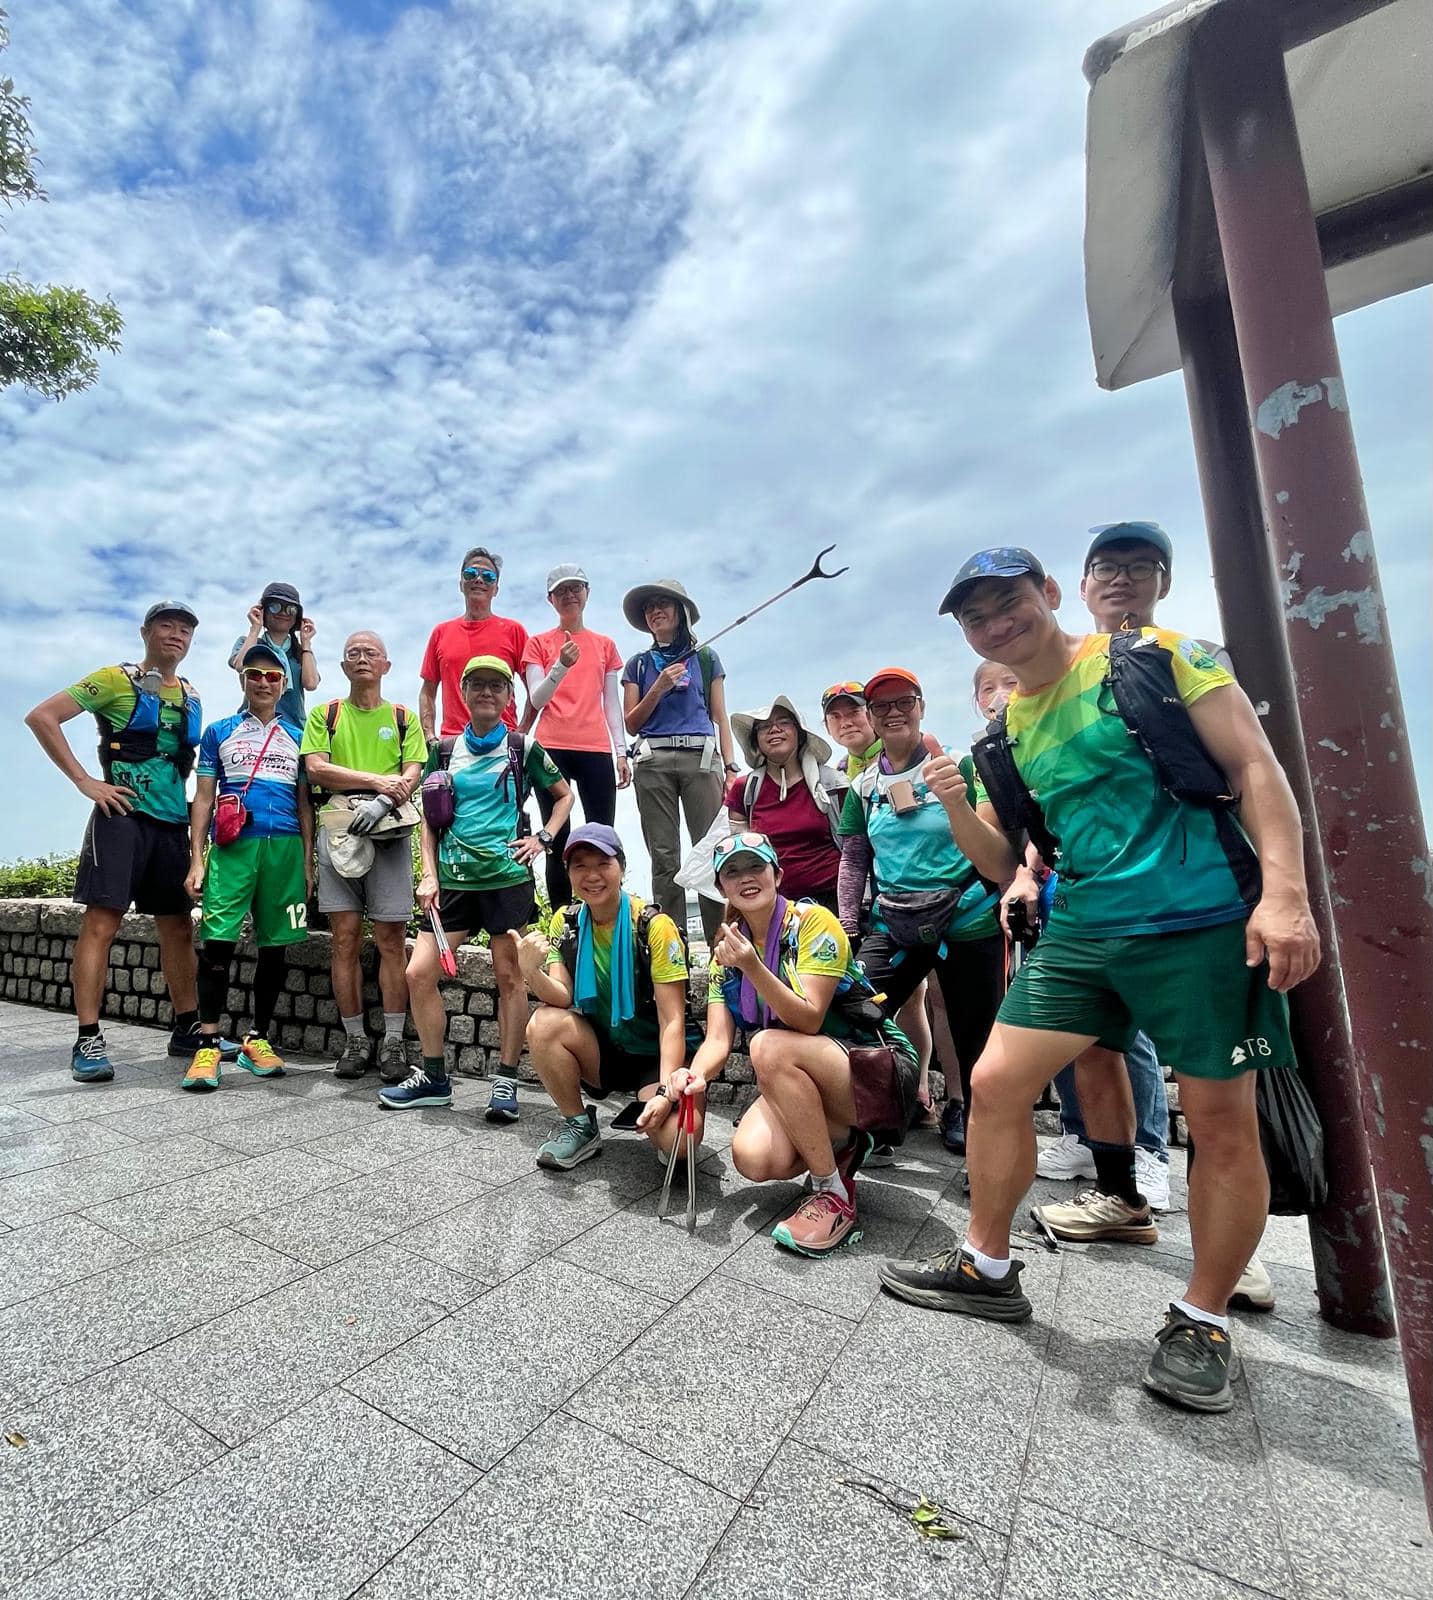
top-left (505, 926), bottom-right (551, 980)
top-left (558, 631), bottom-right (581, 668)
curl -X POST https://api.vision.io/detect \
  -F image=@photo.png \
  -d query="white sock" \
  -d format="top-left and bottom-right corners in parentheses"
top-left (382, 1012), bottom-right (406, 1040)
top-left (341, 1015), bottom-right (365, 1038)
top-left (811, 1169), bottom-right (848, 1201)
top-left (1173, 1297), bottom-right (1230, 1333)
top-left (965, 1241), bottom-right (1012, 1280)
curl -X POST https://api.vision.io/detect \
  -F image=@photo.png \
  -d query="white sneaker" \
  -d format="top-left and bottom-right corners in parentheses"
top-left (1134, 1148), bottom-right (1171, 1212)
top-left (1036, 1132), bottom-right (1096, 1181)
top-left (1230, 1253), bottom-right (1275, 1312)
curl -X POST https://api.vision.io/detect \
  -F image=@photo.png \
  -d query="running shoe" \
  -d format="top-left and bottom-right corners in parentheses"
top-left (237, 1035), bottom-right (285, 1078)
top-left (333, 1035), bottom-right (373, 1080)
top-left (939, 1098), bottom-right (966, 1154)
top-left (379, 1066), bottom-right (453, 1110)
top-left (537, 1110), bottom-right (602, 1171)
top-left (169, 1027), bottom-right (240, 1061)
top-left (772, 1190), bottom-right (861, 1256)
top-left (181, 1044), bottom-right (222, 1094)
top-left (484, 1076), bottom-right (520, 1123)
top-left (1134, 1148), bottom-right (1171, 1212)
top-left (1036, 1131), bottom-right (1096, 1180)
top-left (1031, 1189), bottom-right (1158, 1244)
top-left (878, 1248), bottom-right (1031, 1322)
top-left (1230, 1253), bottom-right (1275, 1312)
top-left (71, 1034), bottom-right (114, 1084)
top-left (1143, 1305), bottom-right (1240, 1412)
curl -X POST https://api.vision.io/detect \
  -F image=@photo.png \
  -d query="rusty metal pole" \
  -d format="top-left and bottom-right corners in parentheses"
top-left (1173, 282), bottom-right (1395, 1335)
top-left (1193, 0), bottom-right (1433, 1518)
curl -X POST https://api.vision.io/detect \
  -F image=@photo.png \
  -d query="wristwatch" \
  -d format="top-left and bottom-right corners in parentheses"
top-left (724, 761), bottom-right (740, 775)
top-left (536, 829), bottom-right (555, 852)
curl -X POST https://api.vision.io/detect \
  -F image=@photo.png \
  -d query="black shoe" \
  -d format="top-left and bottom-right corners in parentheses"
top-left (940, 1099), bottom-right (966, 1154)
top-left (1142, 1305), bottom-right (1240, 1413)
top-left (169, 1027), bottom-right (240, 1060)
top-left (878, 1248), bottom-right (1031, 1322)
top-left (333, 1035), bottom-right (374, 1080)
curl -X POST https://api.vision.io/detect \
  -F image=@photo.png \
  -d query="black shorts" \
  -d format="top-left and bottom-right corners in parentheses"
top-left (74, 810), bottom-right (192, 916)
top-left (581, 1033), bottom-right (663, 1099)
top-left (437, 879), bottom-right (536, 937)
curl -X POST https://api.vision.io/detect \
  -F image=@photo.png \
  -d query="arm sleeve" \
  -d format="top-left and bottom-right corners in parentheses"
top-left (603, 671), bottom-right (624, 755)
top-left (527, 659), bottom-right (570, 711)
top-left (837, 832), bottom-right (873, 931)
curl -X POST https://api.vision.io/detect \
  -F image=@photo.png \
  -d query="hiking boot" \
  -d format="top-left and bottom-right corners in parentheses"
top-left (1134, 1148), bottom-right (1171, 1212)
top-left (878, 1248), bottom-right (1031, 1322)
top-left (537, 1110), bottom-right (602, 1171)
top-left (1031, 1189), bottom-right (1158, 1244)
top-left (1143, 1305), bottom-right (1240, 1412)
top-left (237, 1035), bottom-right (285, 1078)
top-left (71, 1034), bottom-right (114, 1084)
top-left (1036, 1131), bottom-right (1096, 1180)
top-left (1230, 1254), bottom-right (1275, 1312)
top-left (940, 1098), bottom-right (966, 1154)
top-left (377, 1036), bottom-right (410, 1085)
top-left (181, 1045), bottom-right (222, 1093)
top-left (378, 1066), bottom-right (453, 1110)
top-left (333, 1034), bottom-right (374, 1080)
top-left (865, 1143), bottom-right (895, 1168)
top-left (771, 1190), bottom-right (862, 1257)
top-left (168, 1027), bottom-right (240, 1061)
top-left (484, 1076), bottom-right (520, 1123)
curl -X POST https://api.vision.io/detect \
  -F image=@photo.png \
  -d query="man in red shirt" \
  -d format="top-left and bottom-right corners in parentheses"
top-left (418, 547), bottom-right (530, 739)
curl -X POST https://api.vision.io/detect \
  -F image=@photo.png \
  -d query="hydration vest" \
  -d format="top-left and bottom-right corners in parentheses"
top-left (97, 664), bottom-right (201, 781)
top-left (717, 900), bottom-right (888, 1034)
top-left (740, 767), bottom-right (844, 847)
top-left (970, 630), bottom-right (1238, 866)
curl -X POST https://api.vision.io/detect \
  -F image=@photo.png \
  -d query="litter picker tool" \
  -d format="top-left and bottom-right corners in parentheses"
top-left (429, 909), bottom-right (458, 978)
top-left (675, 544), bottom-right (849, 662)
top-left (656, 1090), bottom-right (699, 1234)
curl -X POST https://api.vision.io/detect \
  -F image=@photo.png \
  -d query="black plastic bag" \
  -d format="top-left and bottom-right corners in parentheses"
top-left (1257, 1066), bottom-right (1328, 1216)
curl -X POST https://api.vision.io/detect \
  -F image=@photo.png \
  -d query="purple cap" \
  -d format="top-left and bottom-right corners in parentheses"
top-left (563, 823), bottom-right (626, 863)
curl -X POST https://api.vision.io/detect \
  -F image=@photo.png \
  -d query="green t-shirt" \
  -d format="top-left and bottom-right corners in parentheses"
top-left (66, 666), bottom-right (191, 824)
top-left (543, 894), bottom-right (688, 1054)
top-left (298, 699), bottom-right (428, 784)
top-left (1007, 628), bottom-right (1255, 937)
top-left (438, 733), bottom-right (564, 890)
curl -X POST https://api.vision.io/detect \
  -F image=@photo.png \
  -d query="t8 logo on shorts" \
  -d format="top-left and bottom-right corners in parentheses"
top-left (1229, 1036), bottom-right (1272, 1066)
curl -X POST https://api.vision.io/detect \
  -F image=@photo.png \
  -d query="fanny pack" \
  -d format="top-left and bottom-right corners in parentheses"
top-left (213, 721), bottom-right (280, 847)
top-left (317, 794), bottom-right (421, 840)
top-left (421, 769), bottom-right (456, 831)
top-left (847, 1043), bottom-right (917, 1144)
top-left (874, 885), bottom-right (968, 948)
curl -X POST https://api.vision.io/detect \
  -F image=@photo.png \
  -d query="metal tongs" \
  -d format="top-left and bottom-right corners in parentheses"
top-left (656, 1090), bottom-right (699, 1234)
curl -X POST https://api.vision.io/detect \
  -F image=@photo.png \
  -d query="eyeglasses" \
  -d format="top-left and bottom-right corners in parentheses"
top-left (243, 668), bottom-right (286, 685)
top-left (264, 601), bottom-right (299, 617)
top-left (343, 647), bottom-right (383, 662)
top-left (464, 678), bottom-right (509, 695)
top-left (550, 584), bottom-right (587, 601)
top-left (1087, 558), bottom-right (1166, 582)
top-left (868, 694), bottom-right (918, 715)
top-left (462, 567), bottom-right (499, 584)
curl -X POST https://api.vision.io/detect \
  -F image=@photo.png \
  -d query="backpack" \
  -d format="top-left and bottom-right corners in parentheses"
top-left (553, 899), bottom-right (704, 1040)
top-left (970, 630), bottom-right (1239, 868)
top-left (420, 728), bottom-right (529, 833)
top-left (99, 664), bottom-right (202, 781)
top-left (741, 768), bottom-right (845, 847)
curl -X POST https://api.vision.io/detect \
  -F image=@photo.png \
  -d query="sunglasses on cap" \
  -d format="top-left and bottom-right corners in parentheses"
top-left (822, 682), bottom-right (866, 706)
top-left (243, 668), bottom-right (286, 684)
top-left (264, 600), bottom-right (299, 617)
top-left (462, 566), bottom-right (499, 584)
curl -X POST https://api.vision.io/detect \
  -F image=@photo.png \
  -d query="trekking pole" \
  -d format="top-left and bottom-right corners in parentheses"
top-left (675, 545), bottom-right (849, 661)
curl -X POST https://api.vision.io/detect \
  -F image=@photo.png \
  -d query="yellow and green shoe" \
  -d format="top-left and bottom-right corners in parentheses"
top-left (238, 1035), bottom-right (285, 1078)
top-left (181, 1045), bottom-right (222, 1094)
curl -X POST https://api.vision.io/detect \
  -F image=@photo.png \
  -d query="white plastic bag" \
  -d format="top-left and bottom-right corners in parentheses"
top-left (675, 808), bottom-right (731, 902)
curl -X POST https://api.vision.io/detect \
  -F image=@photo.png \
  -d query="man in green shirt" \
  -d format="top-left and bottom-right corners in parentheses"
top-left (300, 631), bottom-right (428, 1084)
top-left (24, 601), bottom-right (236, 1081)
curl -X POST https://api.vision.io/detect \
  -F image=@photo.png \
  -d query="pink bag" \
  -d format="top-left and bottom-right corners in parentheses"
top-left (213, 721), bottom-right (279, 846)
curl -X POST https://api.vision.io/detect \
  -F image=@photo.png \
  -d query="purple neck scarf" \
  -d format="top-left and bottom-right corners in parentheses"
top-left (735, 896), bottom-right (790, 1028)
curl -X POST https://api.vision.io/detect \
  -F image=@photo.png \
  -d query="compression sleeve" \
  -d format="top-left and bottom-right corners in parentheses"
top-left (837, 832), bottom-right (873, 936)
top-left (525, 659), bottom-right (571, 711)
top-left (603, 671), bottom-right (625, 756)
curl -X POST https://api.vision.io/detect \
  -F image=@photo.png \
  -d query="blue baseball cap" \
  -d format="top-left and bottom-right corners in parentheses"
top-left (713, 831), bottom-right (780, 880)
top-left (938, 547), bottom-right (1047, 618)
top-left (241, 641), bottom-right (287, 670)
top-left (1084, 520), bottom-right (1174, 570)
top-left (563, 823), bottom-right (625, 864)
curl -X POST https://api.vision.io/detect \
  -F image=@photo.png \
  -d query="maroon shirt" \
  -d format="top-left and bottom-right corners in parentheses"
top-left (724, 772), bottom-right (841, 898)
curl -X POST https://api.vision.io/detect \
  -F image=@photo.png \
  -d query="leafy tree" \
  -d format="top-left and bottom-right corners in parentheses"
top-left (0, 8), bottom-right (122, 399)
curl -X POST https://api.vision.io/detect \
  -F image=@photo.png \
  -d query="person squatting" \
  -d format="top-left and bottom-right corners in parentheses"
top-left (25, 524), bottom-right (1318, 1414)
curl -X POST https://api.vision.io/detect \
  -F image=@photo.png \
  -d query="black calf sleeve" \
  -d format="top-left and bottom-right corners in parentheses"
top-left (253, 946), bottom-right (286, 1038)
top-left (196, 941), bottom-right (237, 1025)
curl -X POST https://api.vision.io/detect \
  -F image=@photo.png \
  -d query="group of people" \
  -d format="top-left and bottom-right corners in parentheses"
top-left (26, 521), bottom-right (1319, 1415)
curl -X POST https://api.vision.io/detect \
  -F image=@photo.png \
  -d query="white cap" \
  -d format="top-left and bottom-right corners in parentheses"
top-left (547, 563), bottom-right (590, 593)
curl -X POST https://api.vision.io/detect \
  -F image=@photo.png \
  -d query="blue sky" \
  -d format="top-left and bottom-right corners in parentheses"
top-left (2, 0), bottom-right (1427, 871)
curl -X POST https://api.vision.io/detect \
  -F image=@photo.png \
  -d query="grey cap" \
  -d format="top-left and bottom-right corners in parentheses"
top-left (143, 600), bottom-right (199, 627)
top-left (546, 563), bottom-right (590, 593)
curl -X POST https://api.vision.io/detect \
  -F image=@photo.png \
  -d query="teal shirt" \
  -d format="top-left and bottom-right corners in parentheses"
top-left (438, 735), bottom-right (563, 891)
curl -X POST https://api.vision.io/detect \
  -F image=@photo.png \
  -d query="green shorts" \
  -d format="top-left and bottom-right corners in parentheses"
top-left (998, 917), bottom-right (1294, 1081)
top-left (201, 834), bottom-right (309, 947)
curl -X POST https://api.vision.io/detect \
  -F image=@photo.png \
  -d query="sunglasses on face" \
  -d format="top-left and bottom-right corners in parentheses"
top-left (462, 567), bottom-right (499, 584)
top-left (244, 668), bottom-right (286, 685)
top-left (1087, 558), bottom-right (1166, 582)
top-left (869, 695), bottom-right (918, 715)
top-left (264, 601), bottom-right (299, 617)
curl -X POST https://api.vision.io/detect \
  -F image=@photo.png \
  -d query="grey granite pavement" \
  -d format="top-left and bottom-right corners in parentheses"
top-left (0, 1000), bottom-right (1427, 1598)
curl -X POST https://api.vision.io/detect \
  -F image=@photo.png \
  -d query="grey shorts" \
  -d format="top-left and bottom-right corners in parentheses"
top-left (315, 829), bottom-right (415, 923)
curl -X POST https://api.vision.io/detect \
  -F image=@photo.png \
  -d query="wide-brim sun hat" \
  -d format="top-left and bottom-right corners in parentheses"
top-left (327, 830), bottom-right (375, 879)
top-left (730, 696), bottom-right (832, 769)
top-left (622, 579), bottom-right (701, 632)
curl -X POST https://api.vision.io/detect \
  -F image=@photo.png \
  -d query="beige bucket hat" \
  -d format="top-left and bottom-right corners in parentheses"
top-left (622, 579), bottom-right (701, 632)
top-left (730, 696), bottom-right (832, 769)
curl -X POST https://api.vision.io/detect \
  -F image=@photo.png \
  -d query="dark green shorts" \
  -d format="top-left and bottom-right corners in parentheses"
top-left (997, 917), bottom-right (1294, 1081)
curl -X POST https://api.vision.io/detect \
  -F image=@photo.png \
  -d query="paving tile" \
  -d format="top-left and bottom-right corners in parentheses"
top-left (0, 1133), bottom-right (236, 1227)
top-left (19, 1389), bottom-right (478, 1600)
top-left (0, 1105), bottom-right (49, 1135)
top-left (81, 1147), bottom-right (357, 1246)
top-left (124, 1242), bottom-right (478, 1445)
top-left (231, 1157), bottom-right (489, 1267)
top-left (300, 1110), bottom-right (482, 1172)
top-left (692, 1437), bottom-right (1005, 1599)
top-left (0, 1371), bottom-right (224, 1595)
top-left (197, 1094), bottom-right (383, 1155)
top-left (397, 1163), bottom-right (655, 1283)
top-left (792, 1285), bottom-right (1050, 1537)
top-left (0, 1116), bottom-right (137, 1179)
top-left (1003, 1498), bottom-right (1280, 1598)
top-left (89, 1075), bottom-right (300, 1144)
top-left (566, 1272), bottom-right (848, 1498)
top-left (0, 1214), bottom-right (139, 1310)
top-left (0, 1228), bottom-right (306, 1404)
top-left (351, 1411), bottom-right (732, 1600)
top-left (346, 1256), bottom-right (665, 1466)
top-left (5, 1073), bottom-right (184, 1125)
